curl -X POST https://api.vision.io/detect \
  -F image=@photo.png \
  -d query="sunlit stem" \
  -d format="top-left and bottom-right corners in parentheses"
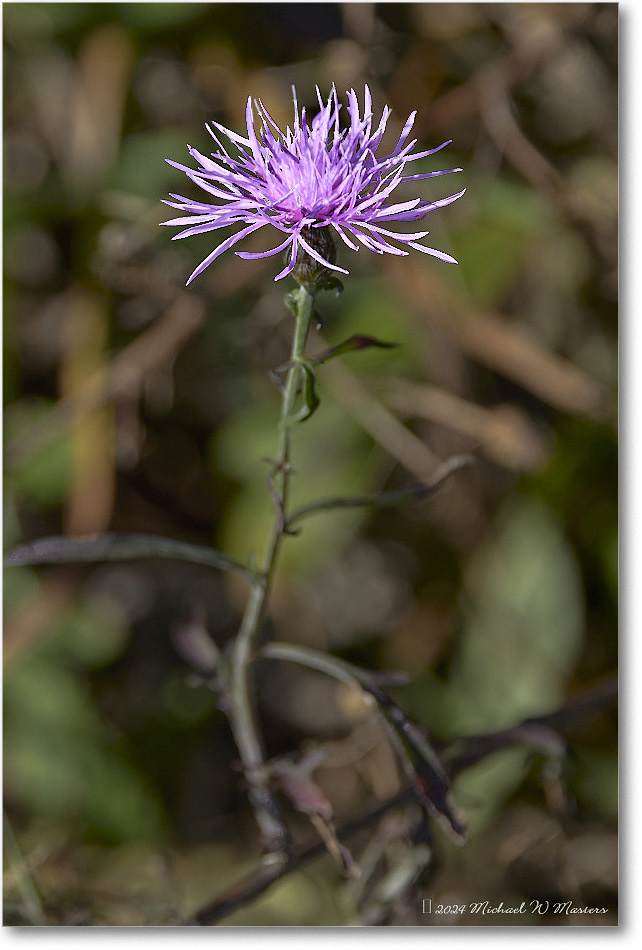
top-left (228, 283), bottom-right (315, 851)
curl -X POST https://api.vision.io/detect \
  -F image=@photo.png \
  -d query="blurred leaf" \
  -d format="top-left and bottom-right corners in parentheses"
top-left (449, 178), bottom-right (552, 307)
top-left (572, 752), bottom-right (618, 822)
top-left (3, 496), bottom-right (24, 552)
top-left (118, 3), bottom-right (206, 29)
top-left (402, 495), bottom-right (585, 834)
top-left (450, 495), bottom-right (585, 734)
top-left (527, 420), bottom-right (618, 570)
top-left (4, 1), bottom-right (87, 39)
top-left (3, 564), bottom-right (41, 616)
top-left (212, 391), bottom-right (374, 575)
top-left (4, 656), bottom-right (167, 843)
top-left (6, 659), bottom-right (92, 734)
top-left (111, 129), bottom-right (195, 199)
top-left (225, 871), bottom-right (338, 927)
top-left (451, 748), bottom-right (530, 838)
top-left (5, 399), bottom-right (72, 507)
top-left (320, 282), bottom-right (422, 378)
top-left (49, 598), bottom-right (129, 668)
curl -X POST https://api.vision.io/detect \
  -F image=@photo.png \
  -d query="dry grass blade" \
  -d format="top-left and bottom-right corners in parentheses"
top-left (388, 259), bottom-right (612, 421)
top-left (383, 378), bottom-right (549, 471)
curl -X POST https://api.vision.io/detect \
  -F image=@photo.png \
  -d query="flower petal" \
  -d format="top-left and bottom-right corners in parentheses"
top-left (236, 234), bottom-right (294, 259)
top-left (185, 223), bottom-right (265, 285)
top-left (163, 87), bottom-right (465, 282)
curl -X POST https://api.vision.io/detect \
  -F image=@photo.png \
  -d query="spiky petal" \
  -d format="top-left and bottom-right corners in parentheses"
top-left (162, 86), bottom-right (464, 285)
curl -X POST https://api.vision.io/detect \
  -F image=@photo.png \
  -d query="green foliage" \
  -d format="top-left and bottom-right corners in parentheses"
top-left (5, 400), bottom-right (72, 507)
top-left (402, 495), bottom-right (585, 834)
top-left (4, 568), bottom-right (165, 842)
top-left (222, 867), bottom-right (343, 926)
top-left (279, 361), bottom-right (320, 426)
top-left (118, 3), bottom-right (207, 29)
top-left (48, 599), bottom-right (130, 669)
top-left (4, 594), bottom-right (166, 844)
top-left (452, 748), bottom-right (531, 837)
top-left (325, 282), bottom-right (423, 378)
top-left (5, 653), bottom-right (167, 843)
top-left (453, 495), bottom-right (584, 731)
top-left (572, 752), bottom-right (618, 822)
top-left (212, 391), bottom-right (375, 576)
top-left (110, 130), bottom-right (196, 200)
top-left (448, 178), bottom-right (553, 307)
top-left (3, 563), bottom-right (40, 616)
top-left (2, 0), bottom-right (617, 924)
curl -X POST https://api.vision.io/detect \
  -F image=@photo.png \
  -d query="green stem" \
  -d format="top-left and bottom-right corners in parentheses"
top-left (228, 283), bottom-right (315, 850)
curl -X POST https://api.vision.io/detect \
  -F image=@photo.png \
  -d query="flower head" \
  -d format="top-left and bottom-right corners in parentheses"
top-left (162, 86), bottom-right (464, 286)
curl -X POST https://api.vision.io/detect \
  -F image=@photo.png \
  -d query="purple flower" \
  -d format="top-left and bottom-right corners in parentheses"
top-left (162, 86), bottom-right (465, 285)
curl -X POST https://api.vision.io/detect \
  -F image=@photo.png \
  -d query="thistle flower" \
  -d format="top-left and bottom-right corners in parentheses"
top-left (162, 86), bottom-right (464, 285)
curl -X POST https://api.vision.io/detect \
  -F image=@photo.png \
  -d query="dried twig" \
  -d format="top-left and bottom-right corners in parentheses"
top-left (190, 677), bottom-right (617, 925)
top-left (388, 259), bottom-right (612, 420)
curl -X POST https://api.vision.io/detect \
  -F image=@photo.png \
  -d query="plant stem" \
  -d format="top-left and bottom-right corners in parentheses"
top-left (3, 815), bottom-right (46, 925)
top-left (228, 283), bottom-right (315, 850)
top-left (261, 641), bottom-right (402, 688)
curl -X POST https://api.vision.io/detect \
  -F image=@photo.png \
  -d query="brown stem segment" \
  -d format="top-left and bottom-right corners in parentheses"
top-left (192, 676), bottom-right (616, 925)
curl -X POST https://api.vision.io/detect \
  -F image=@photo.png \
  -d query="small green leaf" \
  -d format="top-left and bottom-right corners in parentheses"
top-left (283, 292), bottom-right (298, 316)
top-left (280, 361), bottom-right (320, 427)
top-left (310, 334), bottom-right (398, 367)
top-left (5, 399), bottom-right (72, 507)
top-left (300, 362), bottom-right (320, 421)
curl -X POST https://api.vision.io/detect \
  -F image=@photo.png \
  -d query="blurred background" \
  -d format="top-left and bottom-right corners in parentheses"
top-left (3, 2), bottom-right (617, 927)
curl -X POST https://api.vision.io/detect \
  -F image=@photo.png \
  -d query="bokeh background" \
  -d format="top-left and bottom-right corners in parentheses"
top-left (3, 1), bottom-right (617, 927)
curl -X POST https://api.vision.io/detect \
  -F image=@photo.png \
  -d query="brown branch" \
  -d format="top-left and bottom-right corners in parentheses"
top-left (320, 356), bottom-right (440, 480)
top-left (387, 258), bottom-right (612, 421)
top-left (190, 676), bottom-right (617, 925)
top-left (382, 378), bottom-right (549, 472)
top-left (441, 674), bottom-right (618, 777)
top-left (191, 787), bottom-right (416, 926)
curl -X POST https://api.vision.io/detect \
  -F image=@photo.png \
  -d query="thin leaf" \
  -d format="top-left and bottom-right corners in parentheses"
top-left (280, 361), bottom-right (320, 427)
top-left (5, 533), bottom-right (255, 580)
top-left (300, 362), bottom-right (320, 420)
top-left (273, 335), bottom-right (396, 384)
top-left (310, 334), bottom-right (398, 367)
top-left (287, 453), bottom-right (474, 527)
top-left (283, 292), bottom-right (299, 316)
top-left (364, 682), bottom-right (467, 842)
